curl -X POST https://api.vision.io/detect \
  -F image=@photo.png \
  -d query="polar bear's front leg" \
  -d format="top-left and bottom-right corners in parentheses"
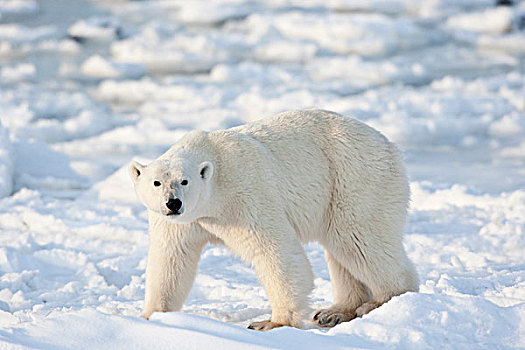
top-left (142, 212), bottom-right (210, 319)
top-left (209, 219), bottom-right (314, 331)
top-left (249, 226), bottom-right (314, 331)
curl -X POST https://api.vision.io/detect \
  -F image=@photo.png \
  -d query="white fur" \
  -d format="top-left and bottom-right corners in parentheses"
top-left (129, 109), bottom-right (419, 329)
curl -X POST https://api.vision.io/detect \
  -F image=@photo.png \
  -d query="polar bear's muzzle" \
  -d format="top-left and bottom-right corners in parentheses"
top-left (166, 198), bottom-right (183, 215)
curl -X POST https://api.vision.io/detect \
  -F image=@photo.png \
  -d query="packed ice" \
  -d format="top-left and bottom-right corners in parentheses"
top-left (0, 0), bottom-right (524, 348)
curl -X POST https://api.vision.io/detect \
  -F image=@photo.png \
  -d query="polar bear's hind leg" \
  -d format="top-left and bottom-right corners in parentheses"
top-left (313, 250), bottom-right (369, 327)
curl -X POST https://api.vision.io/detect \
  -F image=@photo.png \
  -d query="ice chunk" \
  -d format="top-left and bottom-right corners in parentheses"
top-left (111, 23), bottom-right (232, 73)
top-left (68, 16), bottom-right (122, 42)
top-left (0, 63), bottom-right (35, 84)
top-left (447, 7), bottom-right (513, 34)
top-left (0, 0), bottom-right (38, 18)
top-left (81, 55), bottom-right (145, 79)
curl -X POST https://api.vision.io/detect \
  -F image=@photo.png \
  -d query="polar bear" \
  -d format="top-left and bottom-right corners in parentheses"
top-left (129, 109), bottom-right (418, 331)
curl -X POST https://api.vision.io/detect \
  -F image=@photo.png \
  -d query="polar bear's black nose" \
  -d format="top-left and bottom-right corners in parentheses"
top-left (166, 198), bottom-right (183, 214)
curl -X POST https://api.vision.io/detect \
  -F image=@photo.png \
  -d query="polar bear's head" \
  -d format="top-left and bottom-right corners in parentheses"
top-left (129, 152), bottom-right (214, 223)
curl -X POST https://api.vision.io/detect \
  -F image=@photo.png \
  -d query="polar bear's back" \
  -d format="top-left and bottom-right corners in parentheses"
top-left (227, 109), bottom-right (409, 243)
top-left (236, 109), bottom-right (390, 153)
top-left (235, 109), bottom-right (403, 186)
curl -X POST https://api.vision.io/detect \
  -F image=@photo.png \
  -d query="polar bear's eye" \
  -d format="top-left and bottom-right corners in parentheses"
top-left (181, 180), bottom-right (188, 186)
top-left (153, 181), bottom-right (161, 187)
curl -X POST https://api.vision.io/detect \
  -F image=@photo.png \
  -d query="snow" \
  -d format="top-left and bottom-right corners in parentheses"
top-left (0, 122), bottom-right (13, 198)
top-left (239, 12), bottom-right (444, 57)
top-left (0, 0), bottom-right (524, 348)
top-left (0, 24), bottom-right (55, 43)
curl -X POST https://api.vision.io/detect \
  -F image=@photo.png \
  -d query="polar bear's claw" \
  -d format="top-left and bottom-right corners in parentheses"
top-left (313, 307), bottom-right (356, 327)
top-left (247, 320), bottom-right (284, 332)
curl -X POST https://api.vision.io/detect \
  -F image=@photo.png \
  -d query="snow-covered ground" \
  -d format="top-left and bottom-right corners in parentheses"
top-left (0, 0), bottom-right (524, 348)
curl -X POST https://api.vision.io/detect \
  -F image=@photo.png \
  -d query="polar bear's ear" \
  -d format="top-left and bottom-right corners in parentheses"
top-left (199, 161), bottom-right (214, 181)
top-left (129, 161), bottom-right (145, 183)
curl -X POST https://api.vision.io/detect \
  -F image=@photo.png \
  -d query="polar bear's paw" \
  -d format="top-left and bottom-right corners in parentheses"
top-left (354, 301), bottom-right (381, 317)
top-left (140, 306), bottom-right (168, 320)
top-left (313, 306), bottom-right (357, 327)
top-left (247, 320), bottom-right (284, 332)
